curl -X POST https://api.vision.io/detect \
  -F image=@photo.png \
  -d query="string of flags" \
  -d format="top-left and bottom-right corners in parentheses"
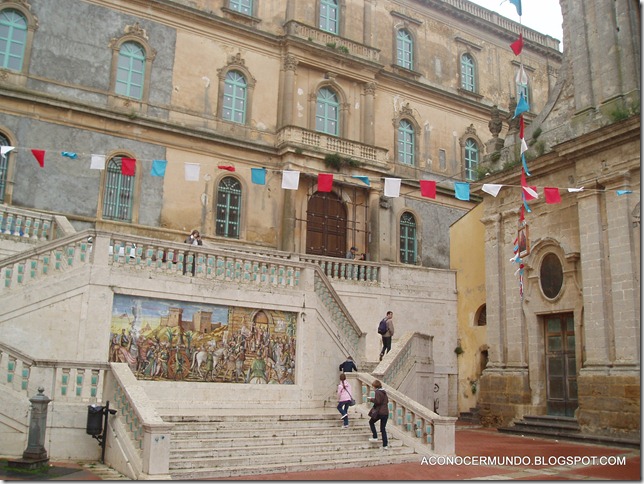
top-left (0, 145), bottom-right (635, 203)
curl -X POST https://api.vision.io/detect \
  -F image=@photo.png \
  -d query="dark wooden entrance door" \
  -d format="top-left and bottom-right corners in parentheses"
top-left (545, 314), bottom-right (578, 417)
top-left (306, 191), bottom-right (347, 257)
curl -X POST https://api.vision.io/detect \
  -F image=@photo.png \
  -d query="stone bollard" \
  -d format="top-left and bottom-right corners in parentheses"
top-left (8, 387), bottom-right (52, 470)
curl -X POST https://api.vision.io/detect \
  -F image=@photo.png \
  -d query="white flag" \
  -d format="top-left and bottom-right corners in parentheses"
top-left (520, 137), bottom-right (528, 155)
top-left (523, 186), bottom-right (539, 199)
top-left (90, 154), bottom-right (105, 170)
top-left (568, 186), bottom-right (584, 193)
top-left (482, 184), bottom-right (503, 197)
top-left (515, 64), bottom-right (528, 86)
top-left (184, 162), bottom-right (200, 181)
top-left (384, 178), bottom-right (401, 197)
top-left (282, 170), bottom-right (300, 190)
top-left (0, 146), bottom-right (15, 159)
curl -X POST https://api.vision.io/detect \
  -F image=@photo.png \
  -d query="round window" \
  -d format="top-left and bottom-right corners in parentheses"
top-left (540, 253), bottom-right (564, 299)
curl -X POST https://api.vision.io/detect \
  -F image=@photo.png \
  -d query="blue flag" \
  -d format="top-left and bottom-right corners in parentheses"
top-left (510, 0), bottom-right (522, 16)
top-left (455, 182), bottom-right (470, 201)
top-left (151, 159), bottom-right (167, 177)
top-left (513, 92), bottom-right (529, 118)
top-left (61, 151), bottom-right (77, 159)
top-left (251, 167), bottom-right (266, 185)
top-left (351, 175), bottom-right (370, 186)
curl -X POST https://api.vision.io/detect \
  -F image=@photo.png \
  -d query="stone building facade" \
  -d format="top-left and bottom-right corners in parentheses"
top-left (476, 0), bottom-right (640, 438)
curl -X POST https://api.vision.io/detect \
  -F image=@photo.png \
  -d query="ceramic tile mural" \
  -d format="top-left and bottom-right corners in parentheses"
top-left (109, 294), bottom-right (297, 384)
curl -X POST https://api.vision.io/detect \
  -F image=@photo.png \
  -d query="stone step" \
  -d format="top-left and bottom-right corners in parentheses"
top-left (498, 426), bottom-right (641, 449)
top-left (169, 416), bottom-right (351, 431)
top-left (171, 437), bottom-right (403, 459)
top-left (171, 424), bottom-right (369, 440)
top-left (171, 428), bottom-right (375, 449)
top-left (162, 412), bottom-right (341, 423)
top-left (169, 447), bottom-right (417, 477)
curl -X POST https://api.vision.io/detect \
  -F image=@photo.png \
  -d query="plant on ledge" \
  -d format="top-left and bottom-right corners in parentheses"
top-left (324, 153), bottom-right (361, 171)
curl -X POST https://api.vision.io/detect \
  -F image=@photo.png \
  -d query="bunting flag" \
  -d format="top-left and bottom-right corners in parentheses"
top-left (318, 173), bottom-right (333, 192)
top-left (61, 151), bottom-right (77, 159)
top-left (513, 92), bottom-right (529, 118)
top-left (617, 190), bottom-right (633, 196)
top-left (218, 165), bottom-right (235, 172)
top-left (519, 116), bottom-right (525, 139)
top-left (151, 159), bottom-right (167, 177)
top-left (384, 177), bottom-right (401, 197)
top-left (184, 162), bottom-right (200, 181)
top-left (520, 169), bottom-right (537, 200)
top-left (90, 154), bottom-right (105, 170)
top-left (454, 182), bottom-right (470, 201)
top-left (352, 175), bottom-right (370, 186)
top-left (516, 64), bottom-right (528, 86)
top-left (509, 0), bottom-right (522, 16)
top-left (282, 170), bottom-right (300, 190)
top-left (1, 146), bottom-right (15, 158)
top-left (121, 157), bottom-right (136, 176)
top-left (31, 149), bottom-right (45, 167)
top-left (419, 180), bottom-right (437, 199)
top-left (510, 33), bottom-right (524, 56)
top-left (544, 187), bottom-right (561, 204)
top-left (251, 167), bottom-right (266, 185)
top-left (568, 187), bottom-right (584, 193)
top-left (520, 138), bottom-right (529, 155)
top-left (482, 184), bottom-right (503, 197)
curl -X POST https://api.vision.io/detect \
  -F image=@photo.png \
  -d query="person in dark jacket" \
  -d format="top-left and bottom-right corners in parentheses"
top-left (367, 379), bottom-right (389, 449)
top-left (339, 355), bottom-right (358, 373)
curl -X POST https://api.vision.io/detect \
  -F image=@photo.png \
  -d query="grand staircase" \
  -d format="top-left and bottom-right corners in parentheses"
top-left (163, 410), bottom-right (418, 479)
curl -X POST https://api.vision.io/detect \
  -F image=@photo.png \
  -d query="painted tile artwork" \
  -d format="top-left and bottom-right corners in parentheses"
top-left (109, 294), bottom-right (297, 384)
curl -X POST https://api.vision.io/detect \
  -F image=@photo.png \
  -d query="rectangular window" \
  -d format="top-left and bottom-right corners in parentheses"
top-left (439, 149), bottom-right (446, 170)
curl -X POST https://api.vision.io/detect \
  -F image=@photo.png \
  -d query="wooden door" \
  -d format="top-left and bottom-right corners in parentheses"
top-left (545, 314), bottom-right (578, 417)
top-left (306, 192), bottom-right (347, 257)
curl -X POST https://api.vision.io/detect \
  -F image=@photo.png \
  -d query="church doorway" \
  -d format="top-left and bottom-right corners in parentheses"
top-left (306, 191), bottom-right (347, 257)
top-left (544, 313), bottom-right (578, 417)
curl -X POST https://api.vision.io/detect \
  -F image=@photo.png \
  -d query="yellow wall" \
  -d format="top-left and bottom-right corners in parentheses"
top-left (450, 203), bottom-right (487, 414)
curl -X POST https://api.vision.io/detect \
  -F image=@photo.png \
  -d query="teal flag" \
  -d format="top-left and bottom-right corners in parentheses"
top-left (251, 167), bottom-right (266, 185)
top-left (151, 159), bottom-right (167, 177)
top-left (455, 182), bottom-right (470, 201)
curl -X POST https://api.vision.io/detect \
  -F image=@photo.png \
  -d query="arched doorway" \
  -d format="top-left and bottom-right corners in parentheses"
top-left (306, 191), bottom-right (347, 257)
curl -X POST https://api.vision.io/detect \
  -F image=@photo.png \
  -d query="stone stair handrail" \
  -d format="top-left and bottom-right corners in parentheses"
top-left (348, 371), bottom-right (456, 456)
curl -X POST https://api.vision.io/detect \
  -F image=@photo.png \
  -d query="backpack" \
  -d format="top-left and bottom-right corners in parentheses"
top-left (377, 318), bottom-right (388, 335)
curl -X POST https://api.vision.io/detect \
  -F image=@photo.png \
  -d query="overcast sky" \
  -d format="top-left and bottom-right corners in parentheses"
top-left (469, 0), bottom-right (564, 46)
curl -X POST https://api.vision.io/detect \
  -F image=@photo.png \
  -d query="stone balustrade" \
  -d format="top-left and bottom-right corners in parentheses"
top-left (348, 370), bottom-right (455, 456)
top-left (0, 203), bottom-right (60, 241)
top-left (277, 126), bottom-right (389, 167)
top-left (301, 253), bottom-right (381, 284)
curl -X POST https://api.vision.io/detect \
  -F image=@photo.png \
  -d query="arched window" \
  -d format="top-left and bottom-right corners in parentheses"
top-left (230, 0), bottom-right (252, 16)
top-left (460, 53), bottom-right (476, 92)
top-left (398, 119), bottom-right (415, 165)
top-left (222, 70), bottom-right (247, 124)
top-left (0, 132), bottom-right (10, 202)
top-left (216, 177), bottom-right (242, 239)
top-left (315, 87), bottom-right (339, 136)
top-left (0, 9), bottom-right (27, 71)
top-left (464, 138), bottom-right (479, 180)
top-left (396, 29), bottom-right (413, 70)
top-left (475, 304), bottom-right (487, 326)
top-left (400, 212), bottom-right (417, 264)
top-left (103, 156), bottom-right (135, 222)
top-left (115, 41), bottom-right (146, 100)
top-left (320, 0), bottom-right (339, 34)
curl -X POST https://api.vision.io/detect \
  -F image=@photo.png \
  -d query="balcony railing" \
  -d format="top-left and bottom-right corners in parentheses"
top-left (277, 126), bottom-right (389, 167)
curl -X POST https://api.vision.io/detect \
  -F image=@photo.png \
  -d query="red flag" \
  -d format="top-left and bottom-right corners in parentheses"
top-left (218, 165), bottom-right (235, 172)
top-left (419, 180), bottom-right (436, 198)
top-left (510, 33), bottom-right (524, 56)
top-left (318, 173), bottom-right (333, 192)
top-left (31, 149), bottom-right (45, 167)
top-left (519, 116), bottom-right (525, 139)
top-left (519, 203), bottom-right (525, 222)
top-left (121, 157), bottom-right (136, 176)
top-left (544, 187), bottom-right (562, 204)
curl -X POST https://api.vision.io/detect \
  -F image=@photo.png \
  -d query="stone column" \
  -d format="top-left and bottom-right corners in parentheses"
top-left (279, 188), bottom-right (297, 253)
top-left (279, 54), bottom-right (298, 128)
top-left (363, 0), bottom-right (374, 46)
top-left (576, 189), bottom-right (612, 366)
top-left (602, 171), bottom-right (640, 366)
top-left (362, 82), bottom-right (376, 146)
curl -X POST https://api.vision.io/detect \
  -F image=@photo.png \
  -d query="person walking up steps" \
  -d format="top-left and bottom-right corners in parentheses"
top-left (337, 373), bottom-right (353, 429)
top-left (367, 379), bottom-right (389, 449)
top-left (379, 311), bottom-right (395, 361)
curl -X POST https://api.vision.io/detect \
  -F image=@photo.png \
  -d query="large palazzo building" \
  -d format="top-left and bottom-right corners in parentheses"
top-left (0, 0), bottom-right (568, 472)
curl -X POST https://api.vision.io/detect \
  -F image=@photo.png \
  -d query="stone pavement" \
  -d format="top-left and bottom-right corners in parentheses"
top-left (0, 423), bottom-right (639, 481)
